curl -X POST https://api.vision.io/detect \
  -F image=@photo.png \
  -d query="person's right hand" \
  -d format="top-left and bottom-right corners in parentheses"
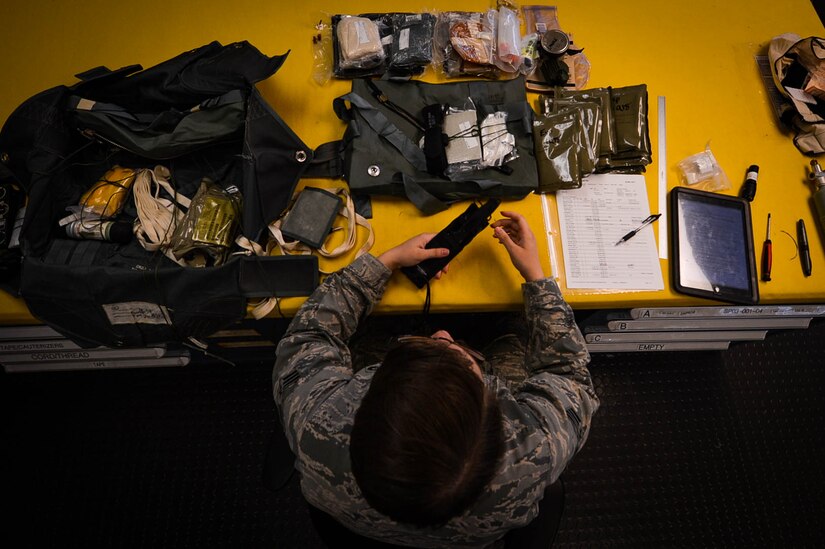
top-left (377, 233), bottom-right (450, 274)
top-left (491, 211), bottom-right (545, 282)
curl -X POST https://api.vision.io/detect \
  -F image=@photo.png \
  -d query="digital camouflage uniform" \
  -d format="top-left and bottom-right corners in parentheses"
top-left (273, 254), bottom-right (599, 548)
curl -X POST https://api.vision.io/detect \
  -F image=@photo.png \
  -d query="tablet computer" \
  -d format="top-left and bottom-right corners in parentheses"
top-left (670, 187), bottom-right (759, 304)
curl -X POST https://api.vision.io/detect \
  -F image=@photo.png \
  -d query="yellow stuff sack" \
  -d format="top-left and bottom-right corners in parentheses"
top-left (79, 165), bottom-right (136, 218)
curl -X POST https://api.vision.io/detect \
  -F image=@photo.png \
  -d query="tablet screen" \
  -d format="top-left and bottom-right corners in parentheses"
top-left (671, 187), bottom-right (759, 304)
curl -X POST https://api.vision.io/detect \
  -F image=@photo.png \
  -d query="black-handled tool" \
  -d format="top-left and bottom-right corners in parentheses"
top-left (761, 213), bottom-right (772, 282)
top-left (798, 219), bottom-right (812, 276)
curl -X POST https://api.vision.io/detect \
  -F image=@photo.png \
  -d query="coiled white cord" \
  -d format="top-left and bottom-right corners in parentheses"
top-left (132, 166), bottom-right (191, 265)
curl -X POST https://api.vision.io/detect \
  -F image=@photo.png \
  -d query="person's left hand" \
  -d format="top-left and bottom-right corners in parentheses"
top-left (378, 233), bottom-right (450, 279)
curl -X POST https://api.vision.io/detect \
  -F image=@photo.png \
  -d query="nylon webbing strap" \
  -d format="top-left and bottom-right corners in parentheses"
top-left (400, 173), bottom-right (448, 215)
top-left (365, 80), bottom-right (425, 131)
top-left (338, 92), bottom-right (428, 172)
top-left (133, 166), bottom-right (191, 266)
top-left (448, 171), bottom-right (502, 190)
top-left (303, 141), bottom-right (345, 179)
top-left (44, 239), bottom-right (76, 265)
top-left (69, 240), bottom-right (101, 266)
top-left (41, 239), bottom-right (102, 266)
top-left (69, 96), bottom-right (142, 123)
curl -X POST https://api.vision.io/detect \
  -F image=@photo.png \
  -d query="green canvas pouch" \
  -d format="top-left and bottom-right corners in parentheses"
top-left (333, 77), bottom-right (538, 214)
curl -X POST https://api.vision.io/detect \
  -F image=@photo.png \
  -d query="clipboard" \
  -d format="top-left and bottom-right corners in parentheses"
top-left (670, 187), bottom-right (759, 305)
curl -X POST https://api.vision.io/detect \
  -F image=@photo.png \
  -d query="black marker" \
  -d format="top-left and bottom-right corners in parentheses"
top-left (740, 165), bottom-right (759, 201)
top-left (798, 219), bottom-right (812, 276)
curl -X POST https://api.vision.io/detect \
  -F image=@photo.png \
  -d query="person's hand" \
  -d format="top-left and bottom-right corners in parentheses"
top-left (378, 233), bottom-right (450, 278)
top-left (491, 211), bottom-right (545, 282)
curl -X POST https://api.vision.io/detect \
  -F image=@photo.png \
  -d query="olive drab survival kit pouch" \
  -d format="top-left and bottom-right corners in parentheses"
top-left (0, 41), bottom-right (317, 348)
top-left (330, 77), bottom-right (539, 215)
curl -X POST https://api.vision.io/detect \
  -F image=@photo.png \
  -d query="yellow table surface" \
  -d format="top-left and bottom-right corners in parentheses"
top-left (1, 0), bottom-right (823, 322)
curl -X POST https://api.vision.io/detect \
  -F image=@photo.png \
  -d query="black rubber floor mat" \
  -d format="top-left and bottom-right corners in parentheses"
top-left (2, 319), bottom-right (824, 547)
top-left (556, 319), bottom-right (825, 546)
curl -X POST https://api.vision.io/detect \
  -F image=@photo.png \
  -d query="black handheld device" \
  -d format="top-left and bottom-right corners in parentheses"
top-left (401, 198), bottom-right (501, 288)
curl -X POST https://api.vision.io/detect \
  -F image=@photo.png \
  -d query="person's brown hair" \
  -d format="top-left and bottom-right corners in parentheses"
top-left (349, 339), bottom-right (504, 526)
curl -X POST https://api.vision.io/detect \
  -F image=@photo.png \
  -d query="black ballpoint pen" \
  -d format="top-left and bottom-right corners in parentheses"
top-left (798, 219), bottom-right (812, 276)
top-left (615, 213), bottom-right (662, 245)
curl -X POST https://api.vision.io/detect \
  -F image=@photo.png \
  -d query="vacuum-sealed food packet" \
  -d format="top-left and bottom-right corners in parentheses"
top-left (449, 12), bottom-right (495, 65)
top-left (556, 88), bottom-right (617, 158)
top-left (390, 13), bottom-right (435, 70)
top-left (545, 97), bottom-right (602, 174)
top-left (337, 16), bottom-right (385, 70)
top-left (434, 11), bottom-right (500, 78)
top-left (533, 110), bottom-right (583, 192)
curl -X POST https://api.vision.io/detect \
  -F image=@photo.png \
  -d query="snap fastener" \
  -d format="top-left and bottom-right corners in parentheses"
top-left (368, 165), bottom-right (381, 177)
top-left (295, 150), bottom-right (307, 163)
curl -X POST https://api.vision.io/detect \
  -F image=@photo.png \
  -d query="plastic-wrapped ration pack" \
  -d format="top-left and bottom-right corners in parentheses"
top-left (389, 13), bottom-right (435, 70)
top-left (337, 16), bottom-right (385, 70)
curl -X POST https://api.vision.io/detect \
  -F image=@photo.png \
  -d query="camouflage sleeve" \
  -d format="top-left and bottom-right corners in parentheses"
top-left (516, 277), bottom-right (599, 459)
top-left (273, 254), bottom-right (392, 450)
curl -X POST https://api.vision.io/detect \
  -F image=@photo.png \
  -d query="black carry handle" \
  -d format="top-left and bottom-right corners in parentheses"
top-left (401, 198), bottom-right (501, 288)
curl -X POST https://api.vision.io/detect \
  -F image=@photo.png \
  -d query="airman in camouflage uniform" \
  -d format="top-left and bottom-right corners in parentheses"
top-left (273, 211), bottom-right (599, 547)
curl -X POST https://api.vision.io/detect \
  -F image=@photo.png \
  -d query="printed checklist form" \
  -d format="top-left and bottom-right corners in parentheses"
top-left (556, 174), bottom-right (665, 290)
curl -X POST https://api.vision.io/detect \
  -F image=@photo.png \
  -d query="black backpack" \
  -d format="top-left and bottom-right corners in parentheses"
top-left (0, 41), bottom-right (317, 348)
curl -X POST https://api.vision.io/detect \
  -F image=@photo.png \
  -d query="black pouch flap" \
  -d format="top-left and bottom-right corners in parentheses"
top-left (72, 41), bottom-right (287, 110)
top-left (239, 255), bottom-right (319, 298)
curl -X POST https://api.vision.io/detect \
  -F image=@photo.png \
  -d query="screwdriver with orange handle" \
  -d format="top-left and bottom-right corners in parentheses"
top-left (761, 213), bottom-right (772, 282)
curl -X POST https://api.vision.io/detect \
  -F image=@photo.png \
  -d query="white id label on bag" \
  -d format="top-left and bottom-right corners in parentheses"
top-left (356, 21), bottom-right (369, 44)
top-left (103, 302), bottom-right (172, 325)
